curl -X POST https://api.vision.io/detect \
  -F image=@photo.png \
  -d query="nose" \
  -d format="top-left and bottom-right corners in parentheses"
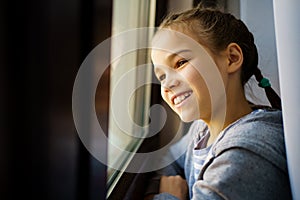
top-left (162, 75), bottom-right (179, 92)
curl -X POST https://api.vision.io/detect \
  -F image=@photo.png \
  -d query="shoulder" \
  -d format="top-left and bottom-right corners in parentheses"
top-left (223, 109), bottom-right (283, 141)
top-left (213, 109), bottom-right (287, 172)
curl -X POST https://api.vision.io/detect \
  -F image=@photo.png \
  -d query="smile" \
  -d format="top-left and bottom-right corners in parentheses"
top-left (173, 91), bottom-right (192, 105)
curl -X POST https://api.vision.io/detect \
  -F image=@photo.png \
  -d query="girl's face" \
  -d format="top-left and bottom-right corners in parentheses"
top-left (151, 28), bottom-right (227, 122)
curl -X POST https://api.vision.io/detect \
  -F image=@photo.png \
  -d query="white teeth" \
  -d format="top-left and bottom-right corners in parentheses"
top-left (173, 92), bottom-right (192, 105)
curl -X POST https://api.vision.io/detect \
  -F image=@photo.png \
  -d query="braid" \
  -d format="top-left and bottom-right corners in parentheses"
top-left (254, 68), bottom-right (282, 110)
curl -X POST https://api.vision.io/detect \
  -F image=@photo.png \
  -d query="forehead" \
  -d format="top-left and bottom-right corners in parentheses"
top-left (151, 28), bottom-right (195, 53)
top-left (151, 28), bottom-right (211, 63)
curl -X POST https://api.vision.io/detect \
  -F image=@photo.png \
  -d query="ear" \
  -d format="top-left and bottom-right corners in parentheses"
top-left (226, 43), bottom-right (243, 73)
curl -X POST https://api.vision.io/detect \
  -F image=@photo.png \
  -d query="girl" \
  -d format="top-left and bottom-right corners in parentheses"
top-left (146, 5), bottom-right (292, 200)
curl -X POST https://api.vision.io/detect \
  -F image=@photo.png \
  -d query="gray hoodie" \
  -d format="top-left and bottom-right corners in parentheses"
top-left (151, 109), bottom-right (292, 200)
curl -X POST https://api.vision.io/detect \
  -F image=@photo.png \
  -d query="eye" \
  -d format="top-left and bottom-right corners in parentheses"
top-left (174, 59), bottom-right (188, 69)
top-left (158, 74), bottom-right (166, 81)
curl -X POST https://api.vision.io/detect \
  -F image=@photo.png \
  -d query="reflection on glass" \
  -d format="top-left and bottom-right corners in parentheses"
top-left (106, 0), bottom-right (156, 195)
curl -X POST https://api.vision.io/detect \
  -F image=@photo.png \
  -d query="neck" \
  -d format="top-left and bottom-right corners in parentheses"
top-left (205, 82), bottom-right (252, 146)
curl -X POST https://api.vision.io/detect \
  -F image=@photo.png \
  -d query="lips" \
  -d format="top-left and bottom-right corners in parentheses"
top-left (172, 91), bottom-right (192, 105)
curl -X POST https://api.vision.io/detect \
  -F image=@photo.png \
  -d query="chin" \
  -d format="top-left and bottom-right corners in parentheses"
top-left (179, 113), bottom-right (197, 123)
top-left (180, 118), bottom-right (194, 123)
top-left (175, 108), bottom-right (200, 122)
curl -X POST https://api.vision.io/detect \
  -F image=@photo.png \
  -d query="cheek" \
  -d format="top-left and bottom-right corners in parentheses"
top-left (184, 69), bottom-right (210, 102)
top-left (161, 88), bottom-right (168, 102)
top-left (161, 88), bottom-right (173, 106)
top-left (183, 68), bottom-right (205, 88)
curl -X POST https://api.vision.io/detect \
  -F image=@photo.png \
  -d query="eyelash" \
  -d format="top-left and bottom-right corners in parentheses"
top-left (174, 59), bottom-right (188, 69)
top-left (158, 74), bottom-right (166, 81)
top-left (157, 59), bottom-right (189, 82)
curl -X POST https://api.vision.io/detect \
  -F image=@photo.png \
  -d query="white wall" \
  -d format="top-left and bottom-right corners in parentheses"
top-left (240, 0), bottom-right (280, 106)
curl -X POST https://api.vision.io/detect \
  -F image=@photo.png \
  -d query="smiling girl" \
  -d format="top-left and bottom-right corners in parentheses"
top-left (146, 5), bottom-right (292, 200)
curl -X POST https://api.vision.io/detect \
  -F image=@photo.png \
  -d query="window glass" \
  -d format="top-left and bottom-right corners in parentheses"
top-left (106, 0), bottom-right (156, 194)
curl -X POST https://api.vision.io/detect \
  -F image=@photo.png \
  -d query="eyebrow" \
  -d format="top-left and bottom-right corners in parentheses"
top-left (166, 49), bottom-right (192, 62)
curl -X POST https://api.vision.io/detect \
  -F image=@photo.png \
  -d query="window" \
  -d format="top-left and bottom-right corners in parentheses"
top-left (106, 0), bottom-right (156, 196)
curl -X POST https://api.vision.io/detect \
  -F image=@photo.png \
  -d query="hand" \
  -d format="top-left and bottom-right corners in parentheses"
top-left (159, 175), bottom-right (189, 200)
